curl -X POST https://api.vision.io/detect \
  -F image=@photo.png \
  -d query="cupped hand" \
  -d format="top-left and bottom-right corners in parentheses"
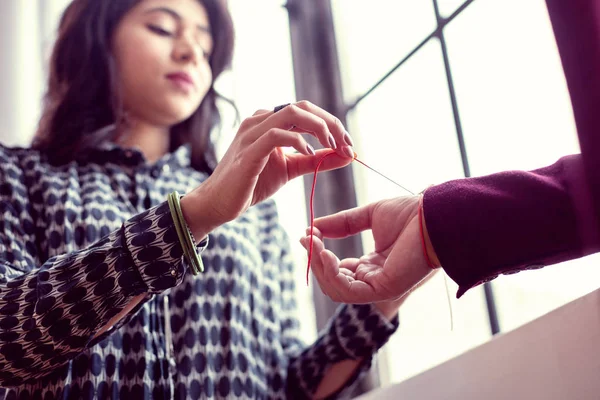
top-left (300, 196), bottom-right (436, 303)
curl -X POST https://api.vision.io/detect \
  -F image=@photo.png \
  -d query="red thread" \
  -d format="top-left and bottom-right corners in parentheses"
top-left (307, 151), bottom-right (408, 284)
top-left (307, 151), bottom-right (338, 285)
top-left (418, 196), bottom-right (436, 269)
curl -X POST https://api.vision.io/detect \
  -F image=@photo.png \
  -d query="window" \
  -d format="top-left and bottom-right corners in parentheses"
top-left (332, 0), bottom-right (600, 385)
top-left (444, 0), bottom-right (600, 334)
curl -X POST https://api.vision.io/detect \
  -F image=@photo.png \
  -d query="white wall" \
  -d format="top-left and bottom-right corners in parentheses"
top-left (358, 287), bottom-right (600, 400)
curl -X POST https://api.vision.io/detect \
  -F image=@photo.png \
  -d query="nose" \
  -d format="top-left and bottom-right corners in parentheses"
top-left (173, 35), bottom-right (200, 64)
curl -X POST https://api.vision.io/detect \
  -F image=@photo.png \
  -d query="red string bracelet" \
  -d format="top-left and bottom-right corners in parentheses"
top-left (418, 195), bottom-right (436, 269)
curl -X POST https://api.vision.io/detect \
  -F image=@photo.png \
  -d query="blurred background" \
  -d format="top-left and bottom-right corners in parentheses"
top-left (0, 0), bottom-right (597, 396)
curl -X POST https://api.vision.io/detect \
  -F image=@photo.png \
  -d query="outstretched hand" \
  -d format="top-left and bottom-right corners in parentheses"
top-left (300, 196), bottom-right (437, 303)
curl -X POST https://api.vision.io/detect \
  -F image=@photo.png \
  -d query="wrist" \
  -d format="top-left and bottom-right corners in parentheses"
top-left (419, 195), bottom-right (441, 268)
top-left (180, 187), bottom-right (223, 244)
top-left (373, 297), bottom-right (405, 320)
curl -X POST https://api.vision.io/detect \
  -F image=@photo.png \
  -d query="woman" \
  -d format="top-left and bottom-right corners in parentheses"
top-left (0, 0), bottom-right (407, 398)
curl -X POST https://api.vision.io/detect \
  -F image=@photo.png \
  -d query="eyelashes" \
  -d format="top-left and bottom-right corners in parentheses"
top-left (147, 25), bottom-right (211, 59)
top-left (147, 25), bottom-right (173, 36)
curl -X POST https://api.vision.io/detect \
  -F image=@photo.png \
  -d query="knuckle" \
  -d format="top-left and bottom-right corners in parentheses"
top-left (238, 118), bottom-right (253, 131)
top-left (318, 119), bottom-right (329, 133)
top-left (238, 133), bottom-right (253, 146)
top-left (287, 104), bottom-right (301, 117)
top-left (296, 100), bottom-right (310, 109)
top-left (265, 128), bottom-right (280, 138)
top-left (253, 109), bottom-right (268, 116)
top-left (333, 117), bottom-right (344, 130)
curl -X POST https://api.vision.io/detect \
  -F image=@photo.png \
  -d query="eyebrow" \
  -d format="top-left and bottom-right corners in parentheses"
top-left (144, 6), bottom-right (211, 34)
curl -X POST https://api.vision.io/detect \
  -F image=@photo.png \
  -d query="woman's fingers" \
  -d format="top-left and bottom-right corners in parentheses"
top-left (252, 102), bottom-right (352, 154)
top-left (255, 104), bottom-right (333, 149)
top-left (286, 149), bottom-right (353, 181)
top-left (293, 101), bottom-right (353, 147)
top-left (249, 128), bottom-right (315, 159)
top-left (252, 109), bottom-right (270, 116)
top-left (236, 109), bottom-right (273, 132)
top-left (288, 127), bottom-right (354, 159)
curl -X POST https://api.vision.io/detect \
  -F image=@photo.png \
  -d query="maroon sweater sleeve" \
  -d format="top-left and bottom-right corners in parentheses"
top-left (423, 155), bottom-right (600, 298)
top-left (423, 0), bottom-right (600, 298)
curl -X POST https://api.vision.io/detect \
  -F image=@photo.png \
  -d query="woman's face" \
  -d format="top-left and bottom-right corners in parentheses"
top-left (112, 0), bottom-right (213, 127)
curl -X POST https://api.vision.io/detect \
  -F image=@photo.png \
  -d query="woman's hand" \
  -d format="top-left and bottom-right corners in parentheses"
top-left (182, 101), bottom-right (354, 239)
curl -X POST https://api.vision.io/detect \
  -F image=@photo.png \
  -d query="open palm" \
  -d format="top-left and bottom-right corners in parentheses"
top-left (302, 196), bottom-right (435, 303)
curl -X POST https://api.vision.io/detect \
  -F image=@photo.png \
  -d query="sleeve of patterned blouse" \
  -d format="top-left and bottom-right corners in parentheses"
top-left (269, 220), bottom-right (398, 399)
top-left (0, 146), bottom-right (189, 387)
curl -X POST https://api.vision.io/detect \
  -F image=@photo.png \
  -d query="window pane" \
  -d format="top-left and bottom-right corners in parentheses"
top-left (445, 0), bottom-right (600, 333)
top-left (437, 0), bottom-right (470, 17)
top-left (347, 39), bottom-right (491, 384)
top-left (332, 0), bottom-right (437, 101)
top-left (445, 0), bottom-right (579, 174)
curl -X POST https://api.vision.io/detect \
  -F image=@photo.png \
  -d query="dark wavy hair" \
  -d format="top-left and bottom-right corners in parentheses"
top-left (33, 0), bottom-right (234, 173)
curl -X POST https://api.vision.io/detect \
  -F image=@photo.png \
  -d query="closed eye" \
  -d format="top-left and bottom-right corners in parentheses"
top-left (147, 25), bottom-right (173, 37)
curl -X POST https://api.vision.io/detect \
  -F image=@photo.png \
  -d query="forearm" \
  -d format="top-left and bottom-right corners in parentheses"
top-left (313, 359), bottom-right (362, 399)
top-left (286, 304), bottom-right (398, 398)
top-left (423, 154), bottom-right (600, 297)
top-left (93, 293), bottom-right (147, 339)
top-left (312, 300), bottom-right (403, 398)
top-left (0, 201), bottom-right (188, 385)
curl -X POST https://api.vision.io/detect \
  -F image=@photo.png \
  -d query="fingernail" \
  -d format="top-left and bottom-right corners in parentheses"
top-left (344, 131), bottom-right (354, 146)
top-left (306, 143), bottom-right (316, 155)
top-left (343, 146), bottom-right (354, 159)
top-left (328, 135), bottom-right (337, 149)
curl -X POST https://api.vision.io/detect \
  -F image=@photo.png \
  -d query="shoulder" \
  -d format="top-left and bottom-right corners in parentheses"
top-left (0, 144), bottom-right (45, 210)
top-left (0, 143), bottom-right (45, 177)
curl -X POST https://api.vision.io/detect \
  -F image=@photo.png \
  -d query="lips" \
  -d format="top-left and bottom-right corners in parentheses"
top-left (166, 72), bottom-right (195, 92)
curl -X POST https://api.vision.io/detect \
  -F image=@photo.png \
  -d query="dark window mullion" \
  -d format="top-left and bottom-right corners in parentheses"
top-left (432, 0), bottom-right (501, 336)
top-left (286, 0), bottom-right (380, 395)
top-left (346, 0), bottom-right (476, 113)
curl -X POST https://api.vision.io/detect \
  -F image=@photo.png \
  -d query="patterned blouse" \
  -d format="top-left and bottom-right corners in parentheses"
top-left (0, 141), bottom-right (398, 399)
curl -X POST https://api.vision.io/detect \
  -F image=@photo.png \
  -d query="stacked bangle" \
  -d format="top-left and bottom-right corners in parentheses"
top-left (167, 191), bottom-right (205, 275)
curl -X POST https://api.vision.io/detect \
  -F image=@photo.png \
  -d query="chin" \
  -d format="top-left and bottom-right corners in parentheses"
top-left (161, 105), bottom-right (200, 125)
